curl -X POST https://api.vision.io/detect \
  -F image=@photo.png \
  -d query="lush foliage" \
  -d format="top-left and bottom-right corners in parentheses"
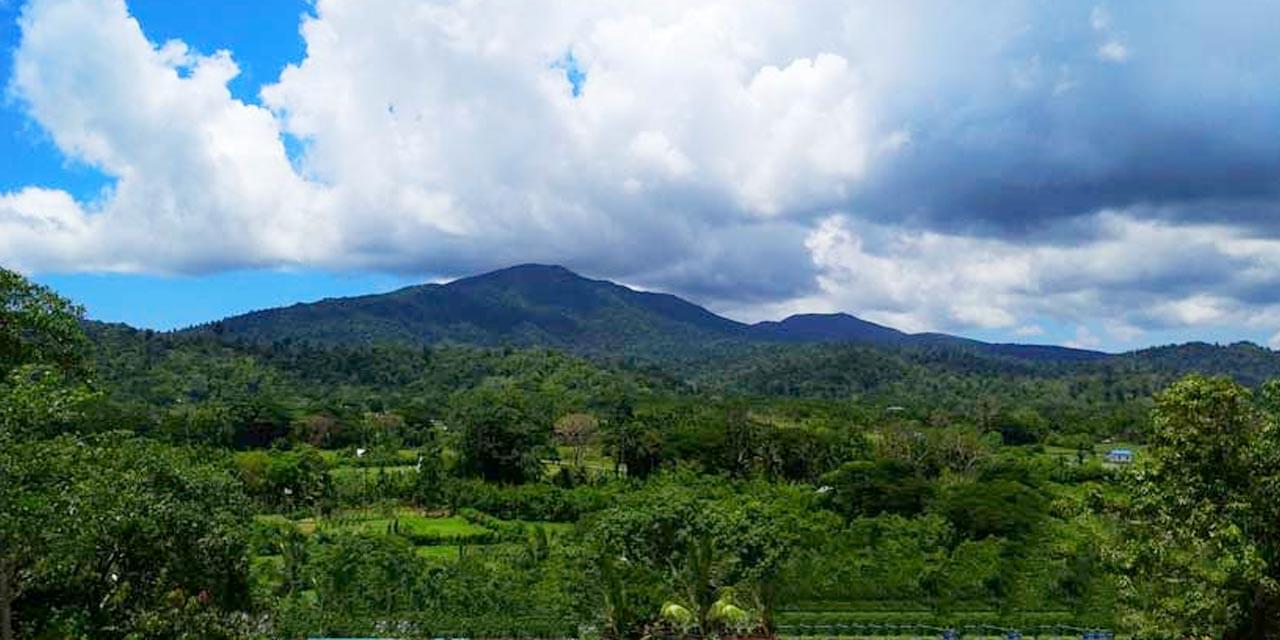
top-left (1120, 375), bottom-right (1280, 638)
top-left (1, 434), bottom-right (253, 639)
top-left (8, 268), bottom-right (1280, 638)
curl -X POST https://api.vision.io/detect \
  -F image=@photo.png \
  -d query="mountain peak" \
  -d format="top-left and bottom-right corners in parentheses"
top-left (453, 263), bottom-right (583, 285)
top-left (751, 312), bottom-right (905, 344)
top-left (471, 262), bottom-right (576, 277)
top-left (493, 263), bottom-right (577, 276)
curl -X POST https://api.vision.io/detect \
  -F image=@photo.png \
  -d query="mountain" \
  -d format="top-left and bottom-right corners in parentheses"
top-left (190, 263), bottom-right (1110, 363)
top-left (195, 264), bottom-right (750, 358)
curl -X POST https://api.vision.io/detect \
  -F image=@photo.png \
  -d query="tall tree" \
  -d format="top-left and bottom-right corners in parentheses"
top-left (554, 412), bottom-right (598, 468)
top-left (0, 270), bottom-right (93, 640)
top-left (0, 269), bottom-right (93, 439)
top-left (1122, 375), bottom-right (1280, 638)
top-left (451, 383), bottom-right (551, 484)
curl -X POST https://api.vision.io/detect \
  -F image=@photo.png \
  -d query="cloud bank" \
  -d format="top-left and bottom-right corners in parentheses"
top-left (3, 0), bottom-right (1280, 347)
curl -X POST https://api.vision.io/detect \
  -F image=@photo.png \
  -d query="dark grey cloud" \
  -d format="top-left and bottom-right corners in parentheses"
top-left (844, 1), bottom-right (1280, 239)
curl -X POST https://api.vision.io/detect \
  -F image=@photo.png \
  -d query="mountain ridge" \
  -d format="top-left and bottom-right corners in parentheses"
top-left (184, 263), bottom-right (1107, 362)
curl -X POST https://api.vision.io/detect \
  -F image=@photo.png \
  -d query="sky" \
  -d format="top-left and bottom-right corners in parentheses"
top-left (1, 0), bottom-right (1279, 351)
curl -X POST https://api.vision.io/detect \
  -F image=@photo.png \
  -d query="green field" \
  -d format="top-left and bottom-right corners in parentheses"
top-left (326, 511), bottom-right (489, 538)
top-left (327, 463), bottom-right (418, 481)
top-left (250, 506), bottom-right (558, 596)
top-left (259, 508), bottom-right (496, 539)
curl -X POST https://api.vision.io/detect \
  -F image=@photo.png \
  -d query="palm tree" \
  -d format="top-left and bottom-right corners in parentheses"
top-left (600, 555), bottom-right (635, 639)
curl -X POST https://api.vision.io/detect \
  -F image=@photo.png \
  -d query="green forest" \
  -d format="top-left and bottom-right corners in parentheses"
top-left (4, 267), bottom-right (1280, 639)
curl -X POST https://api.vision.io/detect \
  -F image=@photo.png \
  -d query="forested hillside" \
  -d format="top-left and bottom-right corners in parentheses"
top-left (185, 264), bottom-right (1280, 390)
top-left (189, 264), bottom-right (1105, 363)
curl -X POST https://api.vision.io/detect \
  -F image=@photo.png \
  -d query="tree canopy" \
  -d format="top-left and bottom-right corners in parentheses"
top-left (0, 267), bottom-right (88, 378)
top-left (1122, 375), bottom-right (1280, 638)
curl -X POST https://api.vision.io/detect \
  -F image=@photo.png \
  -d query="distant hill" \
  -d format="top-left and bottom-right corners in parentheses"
top-left (182, 263), bottom-right (1119, 363)
top-left (1115, 341), bottom-right (1280, 387)
top-left (749, 313), bottom-right (1102, 362)
top-left (750, 313), bottom-right (906, 344)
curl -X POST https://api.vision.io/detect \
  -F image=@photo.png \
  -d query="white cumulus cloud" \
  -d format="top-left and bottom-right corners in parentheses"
top-left (3, 0), bottom-right (880, 287)
top-left (796, 212), bottom-right (1280, 339)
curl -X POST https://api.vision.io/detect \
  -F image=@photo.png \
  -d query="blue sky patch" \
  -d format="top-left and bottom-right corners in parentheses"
top-left (552, 50), bottom-right (586, 98)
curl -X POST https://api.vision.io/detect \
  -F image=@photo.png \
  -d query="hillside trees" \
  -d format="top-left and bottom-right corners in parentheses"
top-left (605, 412), bottom-right (665, 479)
top-left (411, 420), bottom-right (446, 507)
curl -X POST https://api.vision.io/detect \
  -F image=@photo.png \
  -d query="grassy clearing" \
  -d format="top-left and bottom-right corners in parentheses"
top-left (277, 508), bottom-right (488, 540)
top-left (258, 508), bottom-right (500, 542)
top-left (414, 545), bottom-right (461, 560)
top-left (1038, 441), bottom-right (1146, 466)
top-left (335, 512), bottom-right (490, 539)
top-left (552, 444), bottom-right (615, 470)
top-left (328, 464), bottom-right (417, 482)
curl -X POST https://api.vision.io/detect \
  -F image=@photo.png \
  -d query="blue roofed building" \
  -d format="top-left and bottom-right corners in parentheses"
top-left (1106, 448), bottom-right (1135, 464)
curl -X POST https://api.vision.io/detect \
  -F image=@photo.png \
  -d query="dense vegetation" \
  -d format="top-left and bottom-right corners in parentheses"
top-left (6, 266), bottom-right (1280, 638)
